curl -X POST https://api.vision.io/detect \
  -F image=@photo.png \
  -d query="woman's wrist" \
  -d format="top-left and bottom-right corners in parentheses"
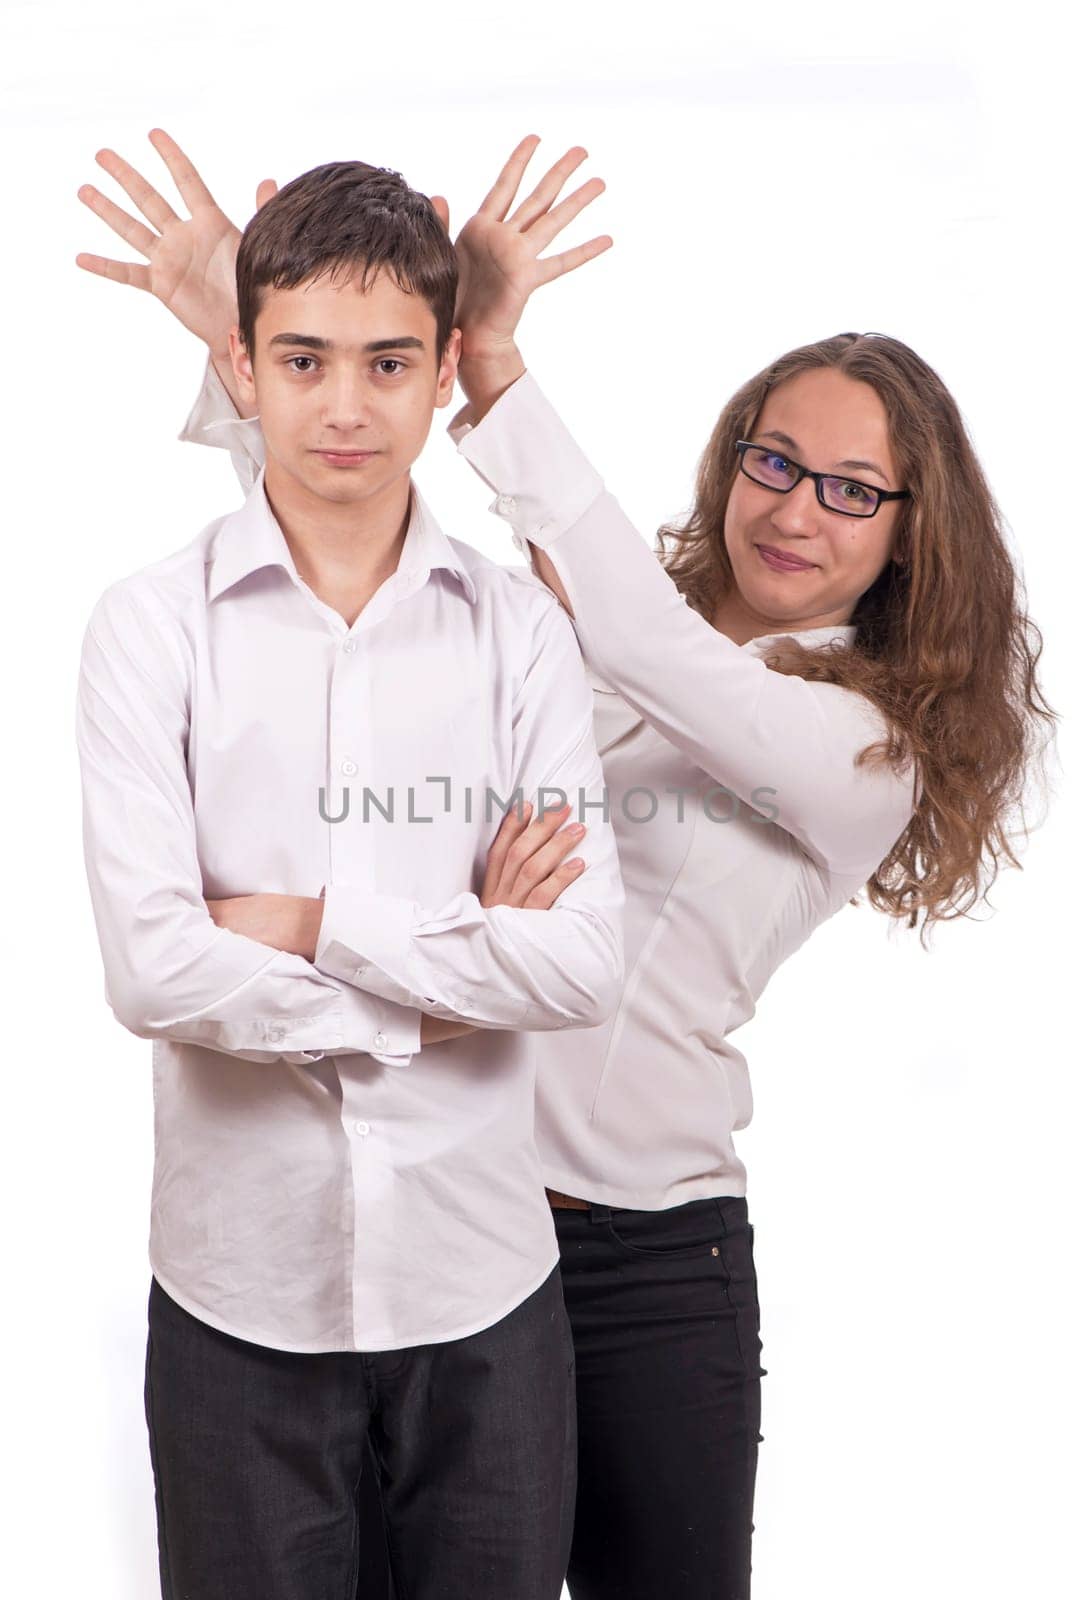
top-left (456, 341), bottom-right (527, 425)
top-left (209, 342), bottom-right (259, 421)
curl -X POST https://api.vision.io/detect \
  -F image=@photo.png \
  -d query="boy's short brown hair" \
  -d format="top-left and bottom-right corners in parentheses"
top-left (236, 160), bottom-right (457, 361)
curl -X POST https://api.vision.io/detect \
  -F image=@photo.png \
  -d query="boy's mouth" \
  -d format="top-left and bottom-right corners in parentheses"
top-left (313, 449), bottom-right (379, 466)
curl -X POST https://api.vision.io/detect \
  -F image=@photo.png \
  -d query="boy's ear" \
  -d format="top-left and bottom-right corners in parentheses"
top-left (228, 326), bottom-right (257, 405)
top-left (434, 326), bottom-right (462, 408)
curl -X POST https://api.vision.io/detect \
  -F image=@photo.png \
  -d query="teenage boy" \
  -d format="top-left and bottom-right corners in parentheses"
top-left (75, 156), bottom-right (624, 1600)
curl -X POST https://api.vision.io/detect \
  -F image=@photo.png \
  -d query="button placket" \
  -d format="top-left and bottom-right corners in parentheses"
top-left (339, 1058), bottom-right (390, 1350)
top-left (327, 626), bottom-right (377, 911)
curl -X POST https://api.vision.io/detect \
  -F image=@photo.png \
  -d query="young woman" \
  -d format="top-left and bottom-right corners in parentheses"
top-left (77, 131), bottom-right (1055, 1600)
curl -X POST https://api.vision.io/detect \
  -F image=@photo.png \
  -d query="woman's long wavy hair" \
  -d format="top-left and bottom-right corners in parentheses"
top-left (657, 332), bottom-right (1058, 944)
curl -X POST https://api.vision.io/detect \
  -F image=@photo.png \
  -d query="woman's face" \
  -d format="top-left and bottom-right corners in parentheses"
top-left (717, 367), bottom-right (906, 643)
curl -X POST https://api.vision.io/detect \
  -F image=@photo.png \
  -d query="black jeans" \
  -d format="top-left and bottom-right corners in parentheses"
top-left (560, 1195), bottom-right (764, 1600)
top-left (144, 1263), bottom-right (576, 1600)
top-left (353, 1194), bottom-right (763, 1600)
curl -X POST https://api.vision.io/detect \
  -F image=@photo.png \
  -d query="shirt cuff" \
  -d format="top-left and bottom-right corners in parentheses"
top-left (314, 886), bottom-right (425, 1014)
top-left (450, 371), bottom-right (605, 549)
top-left (269, 985), bottom-right (421, 1068)
top-left (337, 982), bottom-right (421, 1066)
top-left (177, 351), bottom-right (266, 455)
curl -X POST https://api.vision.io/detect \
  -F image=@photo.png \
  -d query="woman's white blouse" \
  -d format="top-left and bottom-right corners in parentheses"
top-left (182, 360), bottom-right (918, 1211)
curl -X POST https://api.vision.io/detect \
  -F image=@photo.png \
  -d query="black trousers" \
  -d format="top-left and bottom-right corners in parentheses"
top-left (560, 1195), bottom-right (763, 1600)
top-left (354, 1194), bottom-right (764, 1600)
top-left (144, 1263), bottom-right (576, 1600)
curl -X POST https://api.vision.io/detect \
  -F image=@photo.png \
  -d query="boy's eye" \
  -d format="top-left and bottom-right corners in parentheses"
top-left (285, 356), bottom-right (406, 375)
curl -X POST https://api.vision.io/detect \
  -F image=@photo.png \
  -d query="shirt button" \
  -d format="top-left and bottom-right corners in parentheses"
top-left (496, 494), bottom-right (516, 515)
top-left (341, 759), bottom-right (358, 776)
top-left (343, 638), bottom-right (357, 654)
top-left (355, 963), bottom-right (370, 977)
top-left (354, 1119), bottom-right (371, 1137)
top-left (372, 1031), bottom-right (389, 1051)
top-left (266, 1025), bottom-right (285, 1043)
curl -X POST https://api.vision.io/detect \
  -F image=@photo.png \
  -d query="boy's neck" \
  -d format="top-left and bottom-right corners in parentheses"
top-left (262, 457), bottom-right (413, 628)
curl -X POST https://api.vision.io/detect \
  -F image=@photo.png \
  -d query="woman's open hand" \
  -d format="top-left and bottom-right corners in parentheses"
top-left (448, 135), bottom-right (612, 366)
top-left (75, 128), bottom-right (275, 355)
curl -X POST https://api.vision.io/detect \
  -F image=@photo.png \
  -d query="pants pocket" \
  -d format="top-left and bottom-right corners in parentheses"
top-left (604, 1197), bottom-right (728, 1260)
top-left (717, 1217), bottom-right (764, 1394)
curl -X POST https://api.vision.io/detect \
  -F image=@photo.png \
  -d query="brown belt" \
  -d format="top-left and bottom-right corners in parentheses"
top-left (545, 1186), bottom-right (591, 1210)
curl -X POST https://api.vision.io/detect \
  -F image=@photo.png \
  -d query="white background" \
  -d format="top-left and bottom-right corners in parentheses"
top-left (2, 2), bottom-right (1085, 1596)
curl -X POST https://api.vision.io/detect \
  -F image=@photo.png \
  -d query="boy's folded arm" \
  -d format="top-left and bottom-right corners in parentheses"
top-left (76, 580), bottom-right (421, 1068)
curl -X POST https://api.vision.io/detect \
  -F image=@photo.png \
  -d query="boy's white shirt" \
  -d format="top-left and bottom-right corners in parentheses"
top-left (75, 360), bottom-right (625, 1352)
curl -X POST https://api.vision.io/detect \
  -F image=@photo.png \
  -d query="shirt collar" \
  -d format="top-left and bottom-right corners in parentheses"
top-left (742, 622), bottom-right (858, 655)
top-left (207, 465), bottom-right (478, 606)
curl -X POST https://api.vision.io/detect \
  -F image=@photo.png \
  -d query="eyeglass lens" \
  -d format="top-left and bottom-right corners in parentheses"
top-left (743, 448), bottom-right (881, 516)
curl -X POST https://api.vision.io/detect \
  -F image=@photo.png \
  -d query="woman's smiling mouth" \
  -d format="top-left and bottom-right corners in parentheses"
top-left (755, 543), bottom-right (817, 572)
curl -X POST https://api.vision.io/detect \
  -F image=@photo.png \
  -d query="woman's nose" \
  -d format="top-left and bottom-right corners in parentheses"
top-left (770, 477), bottom-right (824, 536)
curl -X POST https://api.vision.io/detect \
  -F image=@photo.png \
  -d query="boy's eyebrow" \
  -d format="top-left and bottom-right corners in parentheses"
top-left (267, 333), bottom-right (426, 354)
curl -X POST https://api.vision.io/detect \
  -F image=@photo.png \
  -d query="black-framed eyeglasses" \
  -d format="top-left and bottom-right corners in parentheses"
top-left (734, 441), bottom-right (912, 519)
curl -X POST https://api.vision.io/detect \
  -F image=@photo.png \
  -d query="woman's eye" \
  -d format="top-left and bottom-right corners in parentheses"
top-left (831, 478), bottom-right (879, 509)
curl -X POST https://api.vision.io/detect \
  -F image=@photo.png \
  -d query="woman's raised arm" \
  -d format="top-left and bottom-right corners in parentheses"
top-left (453, 369), bottom-right (917, 882)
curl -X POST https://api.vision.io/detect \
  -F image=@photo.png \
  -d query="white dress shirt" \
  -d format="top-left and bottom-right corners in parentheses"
top-left (180, 358), bottom-right (918, 1215)
top-left (76, 383), bottom-right (625, 1351)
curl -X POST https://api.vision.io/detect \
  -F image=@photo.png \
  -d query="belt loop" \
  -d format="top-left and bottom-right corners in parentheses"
top-left (589, 1203), bottom-right (612, 1224)
top-left (714, 1194), bottom-right (747, 1228)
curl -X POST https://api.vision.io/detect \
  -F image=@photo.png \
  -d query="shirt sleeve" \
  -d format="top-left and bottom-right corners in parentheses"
top-left (450, 371), bottom-right (918, 881)
top-left (313, 589), bottom-right (626, 1031)
top-left (76, 580), bottom-right (422, 1067)
top-left (178, 352), bottom-right (266, 494)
